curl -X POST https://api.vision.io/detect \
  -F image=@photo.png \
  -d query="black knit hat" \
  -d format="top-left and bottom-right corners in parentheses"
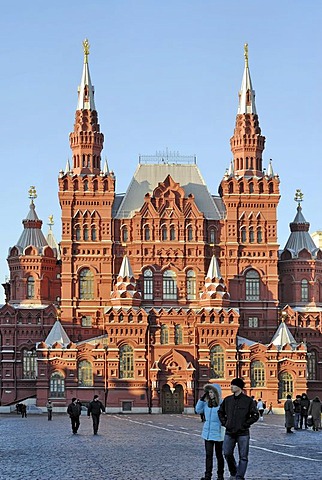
top-left (231, 378), bottom-right (245, 389)
top-left (72, 397), bottom-right (77, 402)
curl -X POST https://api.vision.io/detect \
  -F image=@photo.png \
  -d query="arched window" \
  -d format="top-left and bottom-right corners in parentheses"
top-left (78, 360), bottom-right (93, 386)
top-left (269, 183), bottom-right (274, 194)
top-left (75, 225), bottom-right (81, 241)
top-left (257, 227), bottom-right (262, 243)
top-left (84, 180), bottom-right (89, 191)
top-left (249, 182), bottom-right (254, 193)
top-left (241, 227), bottom-right (246, 243)
top-left (245, 270), bottom-right (260, 301)
top-left (307, 351), bottom-right (317, 380)
top-left (249, 227), bottom-right (254, 243)
top-left (229, 182), bottom-right (234, 194)
top-left (175, 325), bottom-right (183, 345)
top-left (27, 276), bottom-right (35, 299)
top-left (83, 226), bottom-right (89, 241)
top-left (251, 360), bottom-right (265, 387)
top-left (144, 225), bottom-right (150, 241)
top-left (301, 279), bottom-right (309, 302)
top-left (259, 182), bottom-right (264, 193)
top-left (186, 270), bottom-right (196, 300)
top-left (143, 269), bottom-right (153, 300)
top-left (50, 372), bottom-right (65, 398)
top-left (160, 325), bottom-right (169, 345)
top-left (163, 270), bottom-right (177, 300)
top-left (161, 225), bottom-right (167, 241)
top-left (122, 226), bottom-right (128, 243)
top-left (209, 228), bottom-right (215, 244)
top-left (187, 226), bottom-right (193, 241)
top-left (210, 345), bottom-right (225, 378)
top-left (22, 349), bottom-right (37, 378)
top-left (239, 182), bottom-right (244, 194)
top-left (79, 268), bottom-right (94, 300)
top-left (91, 227), bottom-right (97, 241)
top-left (278, 372), bottom-right (293, 399)
top-left (170, 225), bottom-right (176, 241)
top-left (119, 345), bottom-right (134, 378)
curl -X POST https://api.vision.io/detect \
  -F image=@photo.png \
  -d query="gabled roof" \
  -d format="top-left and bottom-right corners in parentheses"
top-left (114, 163), bottom-right (223, 220)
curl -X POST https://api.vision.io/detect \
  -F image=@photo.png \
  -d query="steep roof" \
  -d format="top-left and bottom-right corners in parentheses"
top-left (114, 162), bottom-right (223, 220)
top-left (282, 204), bottom-right (320, 258)
top-left (44, 320), bottom-right (70, 347)
top-left (14, 201), bottom-right (49, 253)
top-left (270, 321), bottom-right (298, 349)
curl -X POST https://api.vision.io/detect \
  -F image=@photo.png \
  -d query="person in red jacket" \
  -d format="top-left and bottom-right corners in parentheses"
top-left (218, 378), bottom-right (259, 480)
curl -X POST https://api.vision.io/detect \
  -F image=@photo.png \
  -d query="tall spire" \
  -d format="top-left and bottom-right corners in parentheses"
top-left (238, 43), bottom-right (257, 115)
top-left (69, 39), bottom-right (104, 175)
top-left (77, 39), bottom-right (96, 111)
top-left (230, 43), bottom-right (265, 177)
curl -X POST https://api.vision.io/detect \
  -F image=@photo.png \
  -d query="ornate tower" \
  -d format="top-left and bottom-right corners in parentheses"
top-left (219, 44), bottom-right (280, 341)
top-left (58, 40), bottom-right (116, 339)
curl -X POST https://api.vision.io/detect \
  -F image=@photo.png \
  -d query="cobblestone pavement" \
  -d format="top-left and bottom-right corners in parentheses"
top-left (0, 412), bottom-right (321, 480)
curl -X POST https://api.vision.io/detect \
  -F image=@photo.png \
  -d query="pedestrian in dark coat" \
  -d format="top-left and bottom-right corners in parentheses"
top-left (293, 395), bottom-right (301, 429)
top-left (300, 393), bottom-right (310, 429)
top-left (87, 395), bottom-right (105, 435)
top-left (46, 400), bottom-right (53, 421)
top-left (284, 395), bottom-right (294, 433)
top-left (218, 378), bottom-right (259, 480)
top-left (195, 384), bottom-right (225, 480)
top-left (67, 397), bottom-right (82, 434)
top-left (21, 404), bottom-right (27, 418)
top-left (308, 396), bottom-right (322, 431)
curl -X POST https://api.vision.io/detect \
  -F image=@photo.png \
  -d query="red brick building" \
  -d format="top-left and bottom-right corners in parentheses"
top-left (0, 43), bottom-right (320, 412)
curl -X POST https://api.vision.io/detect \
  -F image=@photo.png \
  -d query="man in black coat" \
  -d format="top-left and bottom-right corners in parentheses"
top-left (67, 397), bottom-right (82, 434)
top-left (87, 395), bottom-right (105, 435)
top-left (218, 378), bottom-right (259, 480)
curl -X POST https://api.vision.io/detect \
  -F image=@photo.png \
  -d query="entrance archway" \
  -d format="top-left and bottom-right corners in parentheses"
top-left (161, 384), bottom-right (184, 414)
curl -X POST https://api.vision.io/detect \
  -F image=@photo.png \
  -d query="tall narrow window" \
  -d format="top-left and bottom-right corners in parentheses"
top-left (251, 360), bottom-right (265, 387)
top-left (301, 279), bottom-right (309, 302)
top-left (50, 372), bottom-right (65, 398)
top-left (257, 227), bottom-right (262, 243)
top-left (210, 345), bottom-right (224, 378)
top-left (175, 325), bottom-right (183, 345)
top-left (78, 360), bottom-right (93, 386)
top-left (122, 226), bottom-right (128, 243)
top-left (209, 228), bottom-right (215, 244)
top-left (278, 372), bottom-right (293, 399)
top-left (143, 269), bottom-right (153, 300)
top-left (307, 351), bottom-right (316, 380)
top-left (170, 225), bottom-right (176, 241)
top-left (163, 270), bottom-right (177, 300)
top-left (84, 180), bottom-right (89, 191)
top-left (91, 227), bottom-right (97, 241)
top-left (75, 225), bottom-right (81, 241)
top-left (119, 345), bottom-right (134, 378)
top-left (79, 268), bottom-right (94, 300)
top-left (249, 227), bottom-right (254, 243)
top-left (83, 226), bottom-right (89, 241)
top-left (160, 325), bottom-right (169, 345)
top-left (245, 270), bottom-right (260, 301)
top-left (187, 226), bottom-right (193, 241)
top-left (186, 270), bottom-right (196, 300)
top-left (144, 225), bottom-right (150, 241)
top-left (241, 227), bottom-right (246, 243)
top-left (27, 276), bottom-right (35, 299)
top-left (22, 349), bottom-right (37, 378)
top-left (161, 225), bottom-right (167, 241)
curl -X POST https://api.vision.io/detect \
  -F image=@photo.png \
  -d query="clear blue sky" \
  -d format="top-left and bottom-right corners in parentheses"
top-left (1, 1), bottom-right (322, 303)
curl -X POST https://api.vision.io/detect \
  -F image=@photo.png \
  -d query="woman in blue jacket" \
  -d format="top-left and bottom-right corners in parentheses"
top-left (195, 384), bottom-right (225, 480)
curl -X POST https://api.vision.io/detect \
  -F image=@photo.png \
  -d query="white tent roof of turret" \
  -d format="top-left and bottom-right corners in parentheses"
top-left (45, 320), bottom-right (70, 347)
top-left (270, 321), bottom-right (297, 349)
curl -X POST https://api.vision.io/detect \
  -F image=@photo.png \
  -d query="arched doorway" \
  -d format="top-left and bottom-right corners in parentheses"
top-left (161, 384), bottom-right (184, 414)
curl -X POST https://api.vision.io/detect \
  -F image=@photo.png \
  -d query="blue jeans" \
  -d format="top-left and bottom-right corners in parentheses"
top-left (294, 412), bottom-right (301, 429)
top-left (223, 433), bottom-right (249, 480)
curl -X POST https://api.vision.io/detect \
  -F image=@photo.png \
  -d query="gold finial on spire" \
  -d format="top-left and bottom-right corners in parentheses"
top-left (244, 43), bottom-right (249, 67)
top-left (48, 215), bottom-right (54, 229)
top-left (83, 38), bottom-right (90, 64)
top-left (294, 189), bottom-right (304, 206)
top-left (28, 186), bottom-right (37, 203)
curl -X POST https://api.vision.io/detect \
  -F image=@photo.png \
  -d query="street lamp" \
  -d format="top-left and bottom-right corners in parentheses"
top-left (102, 336), bottom-right (108, 409)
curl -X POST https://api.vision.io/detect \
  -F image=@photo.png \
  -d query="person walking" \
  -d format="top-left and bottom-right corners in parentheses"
top-left (67, 397), bottom-right (82, 434)
top-left (266, 402), bottom-right (273, 414)
top-left (256, 398), bottom-right (265, 422)
top-left (218, 378), bottom-right (259, 480)
top-left (46, 400), bottom-right (53, 421)
top-left (284, 394), bottom-right (295, 433)
top-left (293, 395), bottom-right (302, 430)
top-left (87, 394), bottom-right (105, 435)
top-left (21, 403), bottom-right (27, 418)
top-left (300, 393), bottom-right (310, 429)
top-left (195, 384), bottom-right (225, 480)
top-left (308, 396), bottom-right (322, 431)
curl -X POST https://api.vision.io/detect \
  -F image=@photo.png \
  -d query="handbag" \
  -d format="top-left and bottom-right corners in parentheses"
top-left (307, 415), bottom-right (313, 427)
